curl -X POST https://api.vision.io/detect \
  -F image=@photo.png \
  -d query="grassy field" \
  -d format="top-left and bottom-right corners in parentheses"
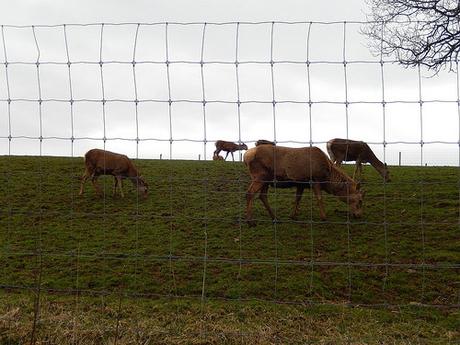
top-left (0, 155), bottom-right (459, 344)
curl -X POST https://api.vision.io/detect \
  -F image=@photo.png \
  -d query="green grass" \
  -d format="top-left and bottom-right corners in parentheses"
top-left (0, 156), bottom-right (459, 344)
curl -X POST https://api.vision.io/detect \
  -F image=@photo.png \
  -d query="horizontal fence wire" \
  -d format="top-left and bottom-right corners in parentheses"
top-left (0, 20), bottom-right (457, 28)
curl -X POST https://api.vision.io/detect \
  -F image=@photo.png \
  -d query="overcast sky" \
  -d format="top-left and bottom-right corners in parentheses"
top-left (0, 0), bottom-right (458, 165)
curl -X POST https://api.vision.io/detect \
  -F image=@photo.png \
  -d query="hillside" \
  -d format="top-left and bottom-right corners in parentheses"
top-left (0, 156), bottom-right (458, 344)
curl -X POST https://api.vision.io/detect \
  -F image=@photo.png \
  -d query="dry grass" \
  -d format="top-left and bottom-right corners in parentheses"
top-left (1, 292), bottom-right (458, 344)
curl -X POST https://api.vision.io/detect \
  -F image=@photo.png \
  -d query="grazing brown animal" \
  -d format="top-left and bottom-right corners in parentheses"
top-left (213, 154), bottom-right (224, 161)
top-left (327, 138), bottom-right (390, 182)
top-left (244, 145), bottom-right (364, 226)
top-left (214, 140), bottom-right (248, 161)
top-left (79, 149), bottom-right (148, 198)
top-left (255, 139), bottom-right (276, 146)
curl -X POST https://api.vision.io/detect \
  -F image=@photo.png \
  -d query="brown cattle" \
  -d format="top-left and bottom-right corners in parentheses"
top-left (244, 145), bottom-right (364, 226)
top-left (214, 140), bottom-right (248, 161)
top-left (79, 149), bottom-right (148, 198)
top-left (327, 138), bottom-right (390, 182)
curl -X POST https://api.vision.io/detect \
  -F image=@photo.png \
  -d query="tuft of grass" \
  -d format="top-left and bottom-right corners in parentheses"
top-left (0, 156), bottom-right (459, 343)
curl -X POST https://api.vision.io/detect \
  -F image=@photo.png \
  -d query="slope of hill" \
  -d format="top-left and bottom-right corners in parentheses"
top-left (0, 156), bottom-right (458, 344)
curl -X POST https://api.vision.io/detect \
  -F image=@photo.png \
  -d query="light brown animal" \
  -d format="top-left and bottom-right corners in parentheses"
top-left (214, 140), bottom-right (248, 161)
top-left (327, 138), bottom-right (390, 182)
top-left (79, 149), bottom-right (148, 198)
top-left (244, 145), bottom-right (364, 226)
top-left (213, 154), bottom-right (224, 161)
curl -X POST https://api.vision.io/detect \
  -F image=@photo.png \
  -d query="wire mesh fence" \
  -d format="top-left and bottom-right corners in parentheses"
top-left (0, 21), bottom-right (459, 342)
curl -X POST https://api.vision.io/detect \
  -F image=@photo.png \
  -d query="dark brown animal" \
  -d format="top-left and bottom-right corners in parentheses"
top-left (255, 139), bottom-right (276, 146)
top-left (244, 145), bottom-right (364, 226)
top-left (327, 138), bottom-right (390, 182)
top-left (214, 140), bottom-right (248, 161)
top-left (79, 149), bottom-right (148, 198)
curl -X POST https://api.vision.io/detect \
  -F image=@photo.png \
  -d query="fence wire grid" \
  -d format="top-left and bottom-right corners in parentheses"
top-left (0, 20), bottom-right (459, 342)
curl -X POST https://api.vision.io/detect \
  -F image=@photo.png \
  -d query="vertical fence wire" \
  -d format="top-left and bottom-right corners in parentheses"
top-left (63, 24), bottom-right (80, 344)
top-left (98, 22), bottom-right (108, 217)
top-left (133, 24), bottom-right (140, 160)
top-left (30, 25), bottom-right (43, 345)
top-left (165, 23), bottom-right (173, 160)
top-left (164, 23), bottom-right (178, 331)
top-left (98, 23), bottom-right (107, 292)
top-left (132, 23), bottom-right (141, 286)
top-left (379, 21), bottom-right (389, 298)
top-left (417, 63), bottom-right (426, 302)
top-left (269, 21), bottom-right (280, 304)
top-left (1, 27), bottom-right (13, 324)
top-left (99, 23), bottom-right (107, 153)
top-left (305, 21), bottom-right (315, 295)
top-left (97, 23), bottom-right (124, 343)
top-left (199, 22), bottom-right (209, 341)
top-left (457, 60), bottom-right (460, 306)
top-left (234, 22), bottom-right (245, 343)
top-left (200, 23), bottom-right (208, 161)
top-left (269, 22), bottom-right (281, 344)
top-left (63, 25), bottom-right (75, 158)
top-left (1, 26), bottom-right (11, 156)
top-left (131, 23), bottom-right (142, 339)
top-left (342, 21), bottom-right (352, 303)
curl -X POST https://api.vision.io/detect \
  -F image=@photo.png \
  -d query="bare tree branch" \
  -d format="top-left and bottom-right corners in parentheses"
top-left (362, 0), bottom-right (460, 73)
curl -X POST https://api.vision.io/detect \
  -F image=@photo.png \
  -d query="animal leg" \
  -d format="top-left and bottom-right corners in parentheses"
top-left (224, 151), bottom-right (229, 161)
top-left (112, 177), bottom-right (118, 196)
top-left (91, 175), bottom-right (102, 197)
top-left (117, 176), bottom-right (124, 198)
top-left (313, 182), bottom-right (326, 220)
top-left (335, 153), bottom-right (345, 167)
top-left (246, 181), bottom-right (265, 227)
top-left (290, 185), bottom-right (305, 220)
top-left (231, 152), bottom-right (235, 162)
top-left (79, 170), bottom-right (90, 196)
top-left (259, 184), bottom-right (276, 221)
top-left (214, 149), bottom-right (221, 157)
top-left (358, 160), bottom-right (363, 180)
top-left (353, 159), bottom-right (363, 181)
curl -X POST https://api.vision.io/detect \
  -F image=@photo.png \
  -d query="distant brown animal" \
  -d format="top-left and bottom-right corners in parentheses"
top-left (213, 154), bottom-right (224, 161)
top-left (79, 149), bottom-right (148, 198)
top-left (327, 138), bottom-right (390, 182)
top-left (255, 139), bottom-right (276, 146)
top-left (214, 140), bottom-right (248, 161)
top-left (244, 145), bottom-right (364, 226)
